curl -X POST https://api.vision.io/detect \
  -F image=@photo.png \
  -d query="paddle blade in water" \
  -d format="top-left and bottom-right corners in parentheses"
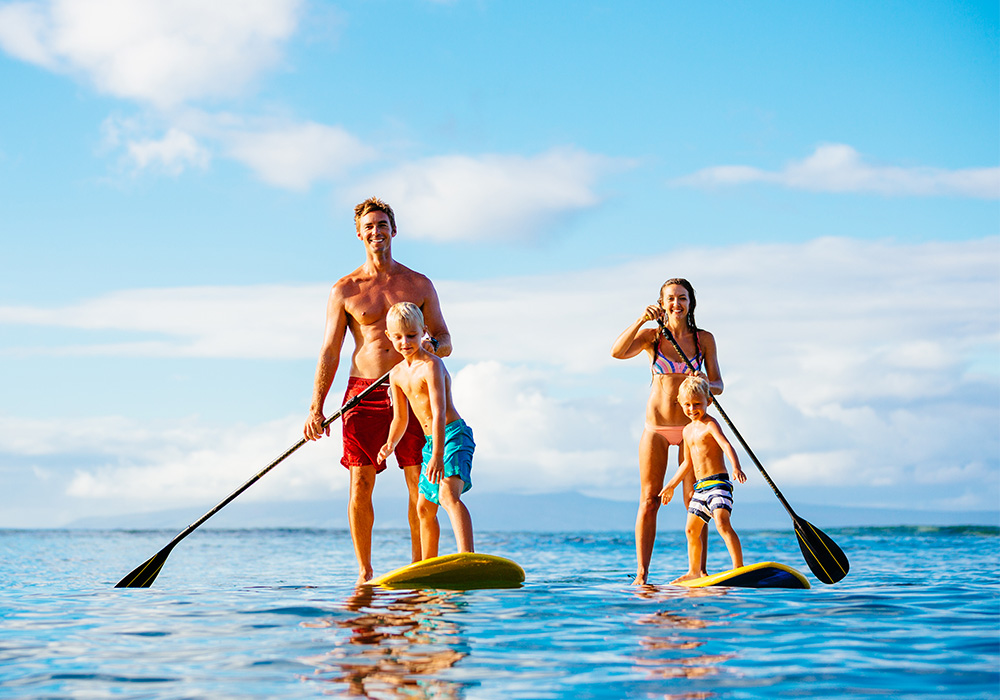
top-left (794, 518), bottom-right (850, 584)
top-left (115, 546), bottom-right (173, 588)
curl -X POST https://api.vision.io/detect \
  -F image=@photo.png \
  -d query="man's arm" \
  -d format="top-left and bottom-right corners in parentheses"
top-left (420, 281), bottom-right (452, 357)
top-left (304, 285), bottom-right (349, 441)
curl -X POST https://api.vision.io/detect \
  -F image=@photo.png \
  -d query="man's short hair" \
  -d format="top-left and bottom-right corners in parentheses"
top-left (354, 196), bottom-right (396, 232)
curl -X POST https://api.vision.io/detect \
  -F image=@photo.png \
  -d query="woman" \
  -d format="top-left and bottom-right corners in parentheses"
top-left (611, 278), bottom-right (724, 585)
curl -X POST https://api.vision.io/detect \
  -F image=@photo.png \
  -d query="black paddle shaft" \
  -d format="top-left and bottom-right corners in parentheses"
top-left (656, 321), bottom-right (849, 584)
top-left (115, 370), bottom-right (392, 588)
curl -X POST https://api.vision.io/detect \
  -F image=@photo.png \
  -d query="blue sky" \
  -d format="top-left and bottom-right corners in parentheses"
top-left (0, 0), bottom-right (997, 528)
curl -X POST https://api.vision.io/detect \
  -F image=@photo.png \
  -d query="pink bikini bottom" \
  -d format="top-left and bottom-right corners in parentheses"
top-left (643, 423), bottom-right (685, 446)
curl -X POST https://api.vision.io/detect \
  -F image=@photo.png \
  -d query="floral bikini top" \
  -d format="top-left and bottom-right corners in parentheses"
top-left (651, 329), bottom-right (703, 375)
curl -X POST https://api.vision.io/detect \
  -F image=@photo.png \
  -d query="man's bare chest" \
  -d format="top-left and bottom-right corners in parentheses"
top-left (345, 284), bottom-right (423, 326)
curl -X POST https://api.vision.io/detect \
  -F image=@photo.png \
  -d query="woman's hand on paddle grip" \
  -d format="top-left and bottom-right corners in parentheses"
top-left (643, 304), bottom-right (663, 324)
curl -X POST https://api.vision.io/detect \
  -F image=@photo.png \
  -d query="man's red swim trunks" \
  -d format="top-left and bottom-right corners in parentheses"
top-left (341, 376), bottom-right (425, 473)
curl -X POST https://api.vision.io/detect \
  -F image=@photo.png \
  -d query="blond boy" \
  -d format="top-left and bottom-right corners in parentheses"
top-left (378, 302), bottom-right (474, 559)
top-left (660, 375), bottom-right (747, 583)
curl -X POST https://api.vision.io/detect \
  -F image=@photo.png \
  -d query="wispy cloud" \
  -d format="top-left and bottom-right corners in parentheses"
top-left (223, 121), bottom-right (376, 190)
top-left (0, 413), bottom-right (349, 514)
top-left (126, 127), bottom-right (210, 175)
top-left (346, 148), bottom-right (635, 242)
top-left (0, 284), bottom-right (328, 358)
top-left (674, 144), bottom-right (1000, 199)
top-left (2, 237), bottom-right (997, 519)
top-left (0, 0), bottom-right (302, 108)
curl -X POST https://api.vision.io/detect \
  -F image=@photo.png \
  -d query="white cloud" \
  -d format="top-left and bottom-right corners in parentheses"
top-left (346, 148), bottom-right (634, 242)
top-left (0, 1), bottom-right (53, 66)
top-left (224, 121), bottom-right (376, 190)
top-left (102, 112), bottom-right (376, 187)
top-left (126, 127), bottom-right (210, 174)
top-left (1, 237), bottom-right (998, 515)
top-left (0, 0), bottom-right (301, 108)
top-left (452, 361), bottom-right (630, 495)
top-left (0, 284), bottom-right (329, 358)
top-left (0, 413), bottom-right (348, 512)
top-left (674, 144), bottom-right (1000, 199)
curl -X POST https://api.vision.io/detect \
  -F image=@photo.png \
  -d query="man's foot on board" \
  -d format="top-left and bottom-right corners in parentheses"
top-left (631, 573), bottom-right (649, 586)
top-left (670, 571), bottom-right (706, 584)
top-left (356, 570), bottom-right (374, 586)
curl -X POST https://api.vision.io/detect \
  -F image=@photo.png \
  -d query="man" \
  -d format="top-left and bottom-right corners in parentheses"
top-left (304, 197), bottom-right (452, 585)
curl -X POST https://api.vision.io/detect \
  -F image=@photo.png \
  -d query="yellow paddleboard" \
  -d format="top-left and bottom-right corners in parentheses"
top-left (674, 561), bottom-right (810, 589)
top-left (369, 552), bottom-right (525, 590)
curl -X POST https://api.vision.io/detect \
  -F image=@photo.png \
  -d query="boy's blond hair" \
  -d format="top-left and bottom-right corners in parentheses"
top-left (678, 374), bottom-right (711, 403)
top-left (387, 301), bottom-right (424, 330)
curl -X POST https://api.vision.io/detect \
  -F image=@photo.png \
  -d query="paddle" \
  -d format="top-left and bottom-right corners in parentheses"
top-left (114, 370), bottom-right (392, 588)
top-left (657, 321), bottom-right (850, 584)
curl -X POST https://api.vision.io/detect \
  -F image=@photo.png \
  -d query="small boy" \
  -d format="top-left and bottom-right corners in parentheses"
top-left (378, 302), bottom-right (475, 560)
top-left (659, 374), bottom-right (747, 583)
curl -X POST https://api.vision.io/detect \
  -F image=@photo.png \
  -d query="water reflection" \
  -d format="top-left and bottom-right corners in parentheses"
top-left (631, 585), bottom-right (735, 691)
top-left (301, 585), bottom-right (470, 698)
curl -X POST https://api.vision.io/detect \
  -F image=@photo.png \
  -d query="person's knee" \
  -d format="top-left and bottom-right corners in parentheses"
top-left (350, 465), bottom-right (376, 490)
top-left (418, 498), bottom-right (438, 520)
top-left (403, 466), bottom-right (421, 494)
top-left (685, 520), bottom-right (704, 538)
top-left (436, 477), bottom-right (464, 505)
top-left (638, 492), bottom-right (661, 514)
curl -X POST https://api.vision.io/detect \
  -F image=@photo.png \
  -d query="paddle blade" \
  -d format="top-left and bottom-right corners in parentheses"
top-left (115, 546), bottom-right (173, 588)
top-left (793, 518), bottom-right (850, 584)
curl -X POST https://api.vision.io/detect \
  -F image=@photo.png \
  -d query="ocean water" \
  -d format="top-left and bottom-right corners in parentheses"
top-left (1, 526), bottom-right (997, 699)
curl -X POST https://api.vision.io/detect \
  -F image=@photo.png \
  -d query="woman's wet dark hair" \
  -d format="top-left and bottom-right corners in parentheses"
top-left (658, 278), bottom-right (698, 331)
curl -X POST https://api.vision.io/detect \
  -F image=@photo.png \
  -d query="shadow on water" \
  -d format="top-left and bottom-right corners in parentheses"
top-left (290, 578), bottom-right (737, 699)
top-left (629, 584), bottom-right (736, 694)
top-left (298, 585), bottom-right (471, 698)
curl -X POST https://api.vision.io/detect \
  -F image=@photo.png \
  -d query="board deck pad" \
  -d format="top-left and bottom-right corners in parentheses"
top-left (674, 561), bottom-right (810, 589)
top-left (370, 552), bottom-right (525, 590)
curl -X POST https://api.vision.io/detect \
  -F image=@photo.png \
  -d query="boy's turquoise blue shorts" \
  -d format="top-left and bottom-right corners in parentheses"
top-left (419, 419), bottom-right (474, 505)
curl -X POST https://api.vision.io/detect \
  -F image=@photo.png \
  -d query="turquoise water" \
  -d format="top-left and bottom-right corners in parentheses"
top-left (1, 527), bottom-right (997, 699)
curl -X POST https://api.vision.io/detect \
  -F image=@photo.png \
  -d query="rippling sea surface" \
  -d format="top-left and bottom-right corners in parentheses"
top-left (1, 526), bottom-right (997, 699)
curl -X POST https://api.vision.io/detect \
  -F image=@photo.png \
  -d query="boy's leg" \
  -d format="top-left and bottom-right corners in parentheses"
top-left (417, 494), bottom-right (440, 560)
top-left (402, 464), bottom-right (423, 562)
top-left (713, 509), bottom-right (743, 570)
top-left (679, 443), bottom-right (709, 573)
top-left (348, 464), bottom-right (377, 584)
top-left (672, 512), bottom-right (708, 583)
top-left (438, 476), bottom-right (474, 553)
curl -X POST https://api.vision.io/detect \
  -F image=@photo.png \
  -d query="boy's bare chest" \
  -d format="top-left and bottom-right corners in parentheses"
top-left (687, 428), bottom-right (722, 464)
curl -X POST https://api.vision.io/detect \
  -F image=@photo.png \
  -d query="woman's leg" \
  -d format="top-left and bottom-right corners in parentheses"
top-left (634, 429), bottom-right (669, 585)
